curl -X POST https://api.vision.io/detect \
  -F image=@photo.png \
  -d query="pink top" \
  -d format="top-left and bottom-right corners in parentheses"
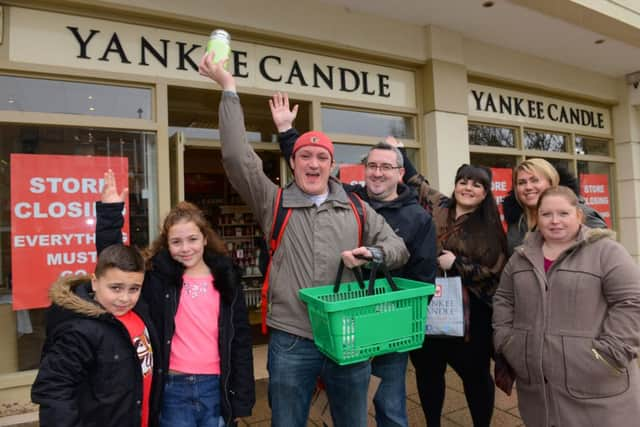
top-left (543, 257), bottom-right (554, 273)
top-left (169, 274), bottom-right (221, 374)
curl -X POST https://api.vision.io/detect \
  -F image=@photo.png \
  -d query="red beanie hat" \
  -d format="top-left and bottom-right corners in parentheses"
top-left (292, 131), bottom-right (334, 159)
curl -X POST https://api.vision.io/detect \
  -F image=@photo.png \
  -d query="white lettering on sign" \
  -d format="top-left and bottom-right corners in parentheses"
top-left (583, 184), bottom-right (605, 193)
top-left (46, 251), bottom-right (97, 266)
top-left (29, 177), bottom-right (103, 194)
top-left (492, 181), bottom-right (507, 191)
top-left (14, 201), bottom-right (97, 219)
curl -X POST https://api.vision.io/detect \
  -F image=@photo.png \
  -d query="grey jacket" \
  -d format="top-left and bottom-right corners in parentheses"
top-left (493, 227), bottom-right (640, 427)
top-left (219, 91), bottom-right (409, 338)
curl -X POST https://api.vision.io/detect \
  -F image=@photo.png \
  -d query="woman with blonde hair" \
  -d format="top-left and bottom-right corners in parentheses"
top-left (503, 158), bottom-right (605, 254)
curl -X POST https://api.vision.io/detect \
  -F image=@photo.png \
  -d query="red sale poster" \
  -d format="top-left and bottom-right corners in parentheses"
top-left (339, 164), bottom-right (365, 187)
top-left (579, 173), bottom-right (612, 228)
top-left (10, 154), bottom-right (129, 310)
top-left (490, 168), bottom-right (513, 231)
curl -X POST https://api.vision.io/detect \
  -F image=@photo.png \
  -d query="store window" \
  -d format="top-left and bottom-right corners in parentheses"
top-left (524, 129), bottom-right (567, 152)
top-left (469, 123), bottom-right (516, 148)
top-left (0, 124), bottom-right (157, 373)
top-left (575, 136), bottom-right (610, 156)
top-left (0, 75), bottom-right (152, 120)
top-left (321, 107), bottom-right (414, 139)
top-left (578, 161), bottom-right (614, 228)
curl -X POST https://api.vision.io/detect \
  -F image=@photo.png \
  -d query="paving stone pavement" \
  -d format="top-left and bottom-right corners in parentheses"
top-left (237, 362), bottom-right (524, 426)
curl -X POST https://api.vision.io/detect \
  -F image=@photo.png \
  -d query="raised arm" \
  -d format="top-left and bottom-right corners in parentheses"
top-left (198, 52), bottom-right (277, 233)
top-left (269, 92), bottom-right (299, 166)
top-left (95, 169), bottom-right (127, 255)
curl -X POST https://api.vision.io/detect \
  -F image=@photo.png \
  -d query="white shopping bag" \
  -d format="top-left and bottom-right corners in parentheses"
top-left (425, 275), bottom-right (464, 337)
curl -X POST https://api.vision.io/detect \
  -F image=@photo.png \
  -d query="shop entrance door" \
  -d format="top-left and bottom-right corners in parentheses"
top-left (169, 132), bottom-right (284, 348)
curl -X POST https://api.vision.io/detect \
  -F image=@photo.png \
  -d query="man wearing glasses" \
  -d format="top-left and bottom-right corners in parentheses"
top-left (271, 92), bottom-right (437, 427)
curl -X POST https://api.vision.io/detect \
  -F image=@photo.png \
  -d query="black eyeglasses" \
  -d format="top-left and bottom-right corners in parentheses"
top-left (365, 162), bottom-right (402, 172)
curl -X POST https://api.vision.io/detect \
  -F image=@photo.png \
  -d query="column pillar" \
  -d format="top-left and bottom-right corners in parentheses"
top-left (612, 79), bottom-right (640, 262)
top-left (420, 26), bottom-right (469, 195)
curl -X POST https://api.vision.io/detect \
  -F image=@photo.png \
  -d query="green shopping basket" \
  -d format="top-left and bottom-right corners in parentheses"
top-left (299, 260), bottom-right (435, 365)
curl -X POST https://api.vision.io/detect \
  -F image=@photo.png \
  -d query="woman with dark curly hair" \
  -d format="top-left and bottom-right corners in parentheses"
top-left (388, 137), bottom-right (508, 427)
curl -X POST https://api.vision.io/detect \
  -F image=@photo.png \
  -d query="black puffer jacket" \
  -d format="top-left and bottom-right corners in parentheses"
top-left (279, 128), bottom-right (437, 284)
top-left (349, 183), bottom-right (437, 284)
top-left (32, 276), bottom-right (161, 427)
top-left (503, 166), bottom-right (607, 254)
top-left (96, 202), bottom-right (255, 425)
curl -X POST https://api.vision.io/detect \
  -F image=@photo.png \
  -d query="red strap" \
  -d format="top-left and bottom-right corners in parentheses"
top-left (261, 189), bottom-right (292, 334)
top-left (347, 193), bottom-right (366, 247)
top-left (260, 264), bottom-right (272, 335)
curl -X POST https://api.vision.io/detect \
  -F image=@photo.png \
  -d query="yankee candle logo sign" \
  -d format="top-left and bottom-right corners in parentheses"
top-left (10, 154), bottom-right (129, 310)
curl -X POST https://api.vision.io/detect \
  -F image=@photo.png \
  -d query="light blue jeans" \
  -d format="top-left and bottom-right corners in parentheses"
top-left (159, 373), bottom-right (225, 427)
top-left (372, 352), bottom-right (410, 427)
top-left (267, 329), bottom-right (371, 427)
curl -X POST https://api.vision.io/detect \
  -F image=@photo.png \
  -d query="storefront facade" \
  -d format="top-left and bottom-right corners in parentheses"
top-left (0, 0), bottom-right (639, 408)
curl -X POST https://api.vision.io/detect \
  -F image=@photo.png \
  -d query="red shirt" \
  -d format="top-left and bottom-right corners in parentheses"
top-left (117, 311), bottom-right (153, 427)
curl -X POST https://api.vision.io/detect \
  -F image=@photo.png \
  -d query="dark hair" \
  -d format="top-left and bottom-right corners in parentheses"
top-left (95, 244), bottom-right (145, 277)
top-left (146, 201), bottom-right (226, 261)
top-left (454, 164), bottom-right (492, 192)
top-left (366, 142), bottom-right (404, 167)
top-left (449, 163), bottom-right (507, 257)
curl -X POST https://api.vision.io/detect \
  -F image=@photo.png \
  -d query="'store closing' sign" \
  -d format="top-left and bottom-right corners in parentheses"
top-left (10, 154), bottom-right (129, 310)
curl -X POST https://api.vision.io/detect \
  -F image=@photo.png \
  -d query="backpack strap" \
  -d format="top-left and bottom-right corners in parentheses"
top-left (346, 192), bottom-right (366, 247)
top-left (260, 188), bottom-right (292, 334)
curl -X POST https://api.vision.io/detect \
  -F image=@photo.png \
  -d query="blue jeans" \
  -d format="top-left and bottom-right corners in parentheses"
top-left (371, 352), bottom-right (409, 427)
top-left (267, 329), bottom-right (371, 427)
top-left (159, 373), bottom-right (225, 427)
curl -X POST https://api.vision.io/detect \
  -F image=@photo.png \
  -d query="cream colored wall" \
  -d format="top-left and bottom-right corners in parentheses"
top-left (612, 81), bottom-right (640, 258)
top-left (463, 38), bottom-right (619, 103)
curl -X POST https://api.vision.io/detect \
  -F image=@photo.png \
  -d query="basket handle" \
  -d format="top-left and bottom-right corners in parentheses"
top-left (333, 260), bottom-right (366, 293)
top-left (366, 262), bottom-right (400, 295)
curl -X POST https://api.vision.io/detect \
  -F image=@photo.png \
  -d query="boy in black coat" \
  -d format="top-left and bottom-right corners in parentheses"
top-left (32, 244), bottom-right (160, 427)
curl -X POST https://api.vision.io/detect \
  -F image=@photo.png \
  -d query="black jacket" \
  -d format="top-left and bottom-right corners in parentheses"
top-left (32, 276), bottom-right (161, 427)
top-left (96, 202), bottom-right (255, 425)
top-left (279, 128), bottom-right (437, 284)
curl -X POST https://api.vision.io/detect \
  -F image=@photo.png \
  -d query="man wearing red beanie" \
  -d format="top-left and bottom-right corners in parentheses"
top-left (288, 130), bottom-right (335, 196)
top-left (199, 52), bottom-right (409, 427)
top-left (271, 92), bottom-right (438, 427)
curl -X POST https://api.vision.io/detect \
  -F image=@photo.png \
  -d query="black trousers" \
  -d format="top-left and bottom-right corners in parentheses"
top-left (410, 293), bottom-right (495, 427)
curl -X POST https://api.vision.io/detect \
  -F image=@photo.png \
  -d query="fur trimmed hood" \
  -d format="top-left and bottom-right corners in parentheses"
top-left (48, 275), bottom-right (106, 318)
